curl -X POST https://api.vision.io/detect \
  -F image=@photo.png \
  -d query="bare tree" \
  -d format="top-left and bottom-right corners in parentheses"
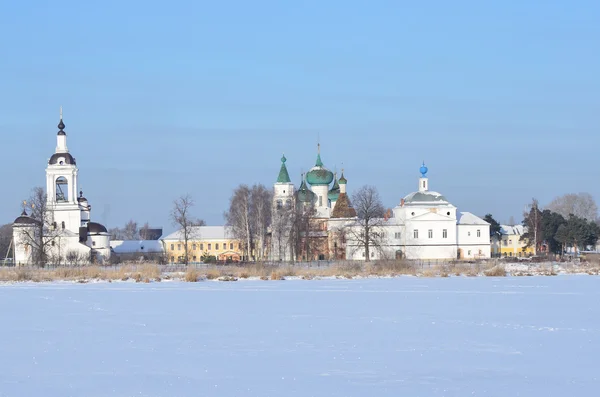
top-left (271, 203), bottom-right (294, 261)
top-left (0, 224), bottom-right (13, 262)
top-left (225, 185), bottom-right (253, 261)
top-left (170, 195), bottom-right (203, 266)
top-left (522, 198), bottom-right (542, 255)
top-left (346, 185), bottom-right (385, 262)
top-left (122, 220), bottom-right (139, 240)
top-left (18, 187), bottom-right (62, 267)
top-left (139, 222), bottom-right (151, 240)
top-left (250, 184), bottom-right (272, 261)
top-left (547, 193), bottom-right (598, 221)
top-left (289, 204), bottom-right (317, 262)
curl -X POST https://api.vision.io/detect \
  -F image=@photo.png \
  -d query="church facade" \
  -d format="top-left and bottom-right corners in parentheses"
top-left (12, 113), bottom-right (110, 265)
top-left (270, 149), bottom-right (491, 262)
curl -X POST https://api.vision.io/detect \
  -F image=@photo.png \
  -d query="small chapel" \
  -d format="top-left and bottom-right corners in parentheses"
top-left (12, 111), bottom-right (111, 265)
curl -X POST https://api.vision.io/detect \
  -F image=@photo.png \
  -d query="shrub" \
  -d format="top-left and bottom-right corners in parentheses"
top-left (185, 267), bottom-right (199, 282)
top-left (484, 265), bottom-right (506, 277)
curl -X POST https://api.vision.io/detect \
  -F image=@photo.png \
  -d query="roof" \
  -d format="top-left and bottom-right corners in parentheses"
top-left (458, 212), bottom-right (489, 225)
top-left (500, 224), bottom-right (526, 235)
top-left (88, 222), bottom-right (108, 234)
top-left (110, 240), bottom-right (164, 254)
top-left (338, 171), bottom-right (347, 184)
top-left (403, 191), bottom-right (449, 204)
top-left (331, 193), bottom-right (357, 218)
top-left (276, 155), bottom-right (291, 183)
top-left (162, 225), bottom-right (236, 241)
top-left (49, 152), bottom-right (76, 165)
top-left (13, 210), bottom-right (39, 226)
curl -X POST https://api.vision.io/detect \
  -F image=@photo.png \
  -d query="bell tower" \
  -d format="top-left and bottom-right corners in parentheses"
top-left (45, 108), bottom-right (81, 233)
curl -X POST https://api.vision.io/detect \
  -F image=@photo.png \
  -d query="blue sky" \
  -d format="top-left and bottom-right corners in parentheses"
top-left (1, 0), bottom-right (599, 233)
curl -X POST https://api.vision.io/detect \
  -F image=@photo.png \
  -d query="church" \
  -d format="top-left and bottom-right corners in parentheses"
top-left (12, 111), bottom-right (111, 265)
top-left (331, 163), bottom-right (491, 261)
top-left (270, 147), bottom-right (491, 262)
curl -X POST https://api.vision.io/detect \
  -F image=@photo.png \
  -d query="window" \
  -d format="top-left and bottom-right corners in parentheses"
top-left (92, 241), bottom-right (96, 246)
top-left (468, 250), bottom-right (471, 256)
top-left (171, 256), bottom-right (174, 263)
top-left (208, 244), bottom-right (212, 250)
top-left (170, 244), bottom-right (174, 250)
top-left (509, 239), bottom-right (512, 244)
top-left (477, 229), bottom-right (481, 238)
top-left (422, 181), bottom-right (426, 188)
top-left (428, 229), bottom-right (433, 238)
top-left (467, 231), bottom-right (471, 236)
top-left (200, 243), bottom-right (204, 250)
top-left (177, 244), bottom-right (181, 250)
top-left (53, 222), bottom-right (57, 230)
top-left (216, 243), bottom-right (219, 250)
top-left (362, 251), bottom-right (365, 257)
top-left (413, 229), bottom-right (418, 239)
top-left (193, 256), bottom-right (197, 261)
top-left (319, 196), bottom-right (323, 206)
top-left (192, 244), bottom-right (196, 250)
top-left (443, 229), bottom-right (448, 238)
top-left (394, 232), bottom-right (401, 239)
top-left (51, 241), bottom-right (55, 246)
top-left (371, 251), bottom-right (374, 257)
top-left (276, 200), bottom-right (282, 209)
top-left (61, 221), bottom-right (65, 230)
top-left (230, 243), bottom-right (233, 250)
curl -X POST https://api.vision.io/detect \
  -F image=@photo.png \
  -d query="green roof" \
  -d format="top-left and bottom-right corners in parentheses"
top-left (339, 171), bottom-right (347, 184)
top-left (276, 154), bottom-right (291, 183)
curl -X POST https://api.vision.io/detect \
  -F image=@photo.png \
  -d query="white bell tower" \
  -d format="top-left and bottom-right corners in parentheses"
top-left (45, 109), bottom-right (81, 234)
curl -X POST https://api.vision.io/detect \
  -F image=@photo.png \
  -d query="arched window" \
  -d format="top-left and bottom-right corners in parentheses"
top-left (61, 221), bottom-right (65, 230)
top-left (276, 200), bottom-right (283, 209)
top-left (285, 199), bottom-right (292, 208)
top-left (55, 177), bottom-right (68, 202)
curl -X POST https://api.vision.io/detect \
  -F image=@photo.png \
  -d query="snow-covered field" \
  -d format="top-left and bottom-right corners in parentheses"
top-left (1, 276), bottom-right (599, 396)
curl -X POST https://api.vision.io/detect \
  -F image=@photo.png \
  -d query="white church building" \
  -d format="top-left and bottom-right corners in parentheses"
top-left (329, 163), bottom-right (491, 261)
top-left (12, 112), bottom-right (111, 265)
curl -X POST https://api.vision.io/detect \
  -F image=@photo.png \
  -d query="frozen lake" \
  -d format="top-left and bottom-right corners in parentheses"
top-left (1, 276), bottom-right (599, 396)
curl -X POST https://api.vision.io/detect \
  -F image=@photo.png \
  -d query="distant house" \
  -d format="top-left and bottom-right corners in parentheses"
top-left (161, 226), bottom-right (243, 264)
top-left (110, 240), bottom-right (165, 263)
top-left (491, 225), bottom-right (535, 258)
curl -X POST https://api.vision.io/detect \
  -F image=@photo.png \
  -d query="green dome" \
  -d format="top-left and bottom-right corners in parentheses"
top-left (306, 149), bottom-right (333, 186)
top-left (328, 174), bottom-right (340, 201)
top-left (296, 176), bottom-right (316, 203)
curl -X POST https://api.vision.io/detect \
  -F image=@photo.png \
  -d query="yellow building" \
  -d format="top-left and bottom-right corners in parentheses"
top-left (161, 226), bottom-right (243, 263)
top-left (491, 225), bottom-right (535, 258)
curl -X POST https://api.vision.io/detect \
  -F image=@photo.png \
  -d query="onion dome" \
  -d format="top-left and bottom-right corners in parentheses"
top-left (57, 118), bottom-right (66, 136)
top-left (338, 170), bottom-right (347, 185)
top-left (420, 161), bottom-right (428, 177)
top-left (328, 172), bottom-right (340, 201)
top-left (306, 144), bottom-right (334, 186)
top-left (13, 209), bottom-right (39, 226)
top-left (296, 174), bottom-right (316, 203)
top-left (77, 190), bottom-right (87, 203)
top-left (276, 154), bottom-right (291, 183)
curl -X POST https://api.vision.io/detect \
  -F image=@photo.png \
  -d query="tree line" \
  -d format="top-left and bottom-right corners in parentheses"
top-left (484, 193), bottom-right (599, 256)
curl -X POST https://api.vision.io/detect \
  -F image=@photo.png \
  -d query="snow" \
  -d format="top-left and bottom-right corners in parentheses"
top-left (1, 276), bottom-right (599, 396)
